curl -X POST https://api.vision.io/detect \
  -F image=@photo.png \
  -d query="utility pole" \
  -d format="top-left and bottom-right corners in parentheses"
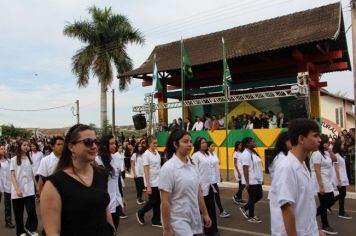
top-left (351, 0), bottom-right (356, 189)
top-left (75, 100), bottom-right (80, 124)
top-left (112, 89), bottom-right (116, 136)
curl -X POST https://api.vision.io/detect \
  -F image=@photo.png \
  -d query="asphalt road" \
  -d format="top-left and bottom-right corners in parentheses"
top-left (1, 178), bottom-right (355, 236)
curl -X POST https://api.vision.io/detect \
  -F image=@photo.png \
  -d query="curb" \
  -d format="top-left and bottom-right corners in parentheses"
top-left (218, 182), bottom-right (356, 199)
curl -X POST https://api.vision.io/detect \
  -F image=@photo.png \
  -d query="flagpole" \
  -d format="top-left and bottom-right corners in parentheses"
top-left (149, 54), bottom-right (156, 136)
top-left (222, 37), bottom-right (230, 181)
top-left (181, 39), bottom-right (185, 124)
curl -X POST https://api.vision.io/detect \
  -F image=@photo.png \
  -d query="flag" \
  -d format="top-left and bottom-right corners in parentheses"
top-left (222, 38), bottom-right (232, 98)
top-left (182, 42), bottom-right (193, 79)
top-left (152, 54), bottom-right (162, 93)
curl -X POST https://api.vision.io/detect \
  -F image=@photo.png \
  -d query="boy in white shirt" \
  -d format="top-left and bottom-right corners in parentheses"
top-left (36, 137), bottom-right (64, 194)
top-left (269, 118), bottom-right (325, 236)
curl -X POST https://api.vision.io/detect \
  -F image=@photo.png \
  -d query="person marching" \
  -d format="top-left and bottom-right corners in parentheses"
top-left (267, 131), bottom-right (292, 235)
top-left (0, 143), bottom-right (15, 228)
top-left (269, 118), bottom-right (323, 236)
top-left (159, 129), bottom-right (212, 236)
top-left (207, 141), bottom-right (230, 218)
top-left (131, 143), bottom-right (146, 205)
top-left (29, 142), bottom-right (43, 183)
top-left (10, 139), bottom-right (38, 236)
top-left (136, 135), bottom-right (162, 227)
top-left (40, 124), bottom-right (115, 236)
top-left (96, 134), bottom-right (125, 231)
top-left (232, 141), bottom-right (246, 205)
top-left (191, 137), bottom-right (219, 236)
top-left (239, 137), bottom-right (264, 223)
top-left (36, 136), bottom-right (64, 194)
top-left (310, 134), bottom-right (338, 235)
top-left (332, 140), bottom-right (352, 220)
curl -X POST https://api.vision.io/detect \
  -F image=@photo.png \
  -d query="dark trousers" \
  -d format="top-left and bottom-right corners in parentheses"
top-left (243, 184), bottom-right (263, 218)
top-left (337, 186), bottom-right (347, 215)
top-left (124, 157), bottom-right (131, 172)
top-left (111, 205), bottom-right (122, 230)
top-left (134, 177), bottom-right (144, 200)
top-left (204, 186), bottom-right (218, 235)
top-left (212, 183), bottom-right (224, 213)
top-left (317, 192), bottom-right (335, 227)
top-left (138, 187), bottom-right (161, 224)
top-left (0, 192), bottom-right (13, 225)
top-left (12, 195), bottom-right (38, 236)
top-left (235, 180), bottom-right (246, 200)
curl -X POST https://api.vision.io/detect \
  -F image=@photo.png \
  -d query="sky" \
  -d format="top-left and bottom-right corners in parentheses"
top-left (0, 0), bottom-right (354, 128)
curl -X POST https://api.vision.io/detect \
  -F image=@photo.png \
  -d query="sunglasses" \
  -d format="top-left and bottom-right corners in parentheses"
top-left (73, 138), bottom-right (99, 147)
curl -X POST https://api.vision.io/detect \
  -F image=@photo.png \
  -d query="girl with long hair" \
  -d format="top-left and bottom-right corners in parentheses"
top-left (239, 137), bottom-right (263, 223)
top-left (207, 141), bottom-right (230, 218)
top-left (131, 143), bottom-right (145, 205)
top-left (159, 129), bottom-right (211, 236)
top-left (268, 132), bottom-right (292, 235)
top-left (310, 134), bottom-right (338, 234)
top-left (29, 142), bottom-right (43, 182)
top-left (96, 134), bottom-right (124, 231)
top-left (0, 143), bottom-right (15, 229)
top-left (191, 137), bottom-right (219, 236)
top-left (40, 124), bottom-right (115, 236)
top-left (10, 139), bottom-right (38, 236)
top-left (332, 140), bottom-right (352, 220)
top-left (232, 141), bottom-right (246, 204)
top-left (268, 132), bottom-right (291, 178)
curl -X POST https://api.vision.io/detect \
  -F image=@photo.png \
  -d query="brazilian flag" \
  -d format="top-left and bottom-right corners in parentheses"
top-left (182, 45), bottom-right (193, 79)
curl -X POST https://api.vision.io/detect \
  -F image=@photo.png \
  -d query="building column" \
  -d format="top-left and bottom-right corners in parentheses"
top-left (309, 72), bottom-right (321, 120)
top-left (158, 83), bottom-right (168, 124)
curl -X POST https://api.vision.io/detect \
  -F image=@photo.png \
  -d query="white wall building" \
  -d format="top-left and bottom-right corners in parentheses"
top-left (320, 89), bottom-right (355, 139)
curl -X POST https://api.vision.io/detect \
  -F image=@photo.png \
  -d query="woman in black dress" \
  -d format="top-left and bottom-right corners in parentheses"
top-left (40, 124), bottom-right (115, 236)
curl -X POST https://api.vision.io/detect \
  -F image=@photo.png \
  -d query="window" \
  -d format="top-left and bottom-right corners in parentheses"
top-left (340, 107), bottom-right (344, 128)
top-left (335, 108), bottom-right (339, 125)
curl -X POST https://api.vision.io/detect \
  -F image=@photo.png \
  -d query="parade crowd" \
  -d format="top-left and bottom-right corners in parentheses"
top-left (0, 119), bottom-right (355, 236)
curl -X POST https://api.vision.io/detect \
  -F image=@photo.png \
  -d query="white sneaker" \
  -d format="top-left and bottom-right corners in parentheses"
top-left (24, 227), bottom-right (39, 236)
top-left (219, 210), bottom-right (231, 218)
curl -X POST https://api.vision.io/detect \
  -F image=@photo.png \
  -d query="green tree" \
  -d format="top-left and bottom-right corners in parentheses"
top-left (0, 124), bottom-right (32, 138)
top-left (63, 6), bottom-right (144, 128)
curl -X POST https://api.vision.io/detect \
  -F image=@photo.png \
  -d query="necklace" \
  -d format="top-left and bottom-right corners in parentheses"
top-left (71, 166), bottom-right (91, 186)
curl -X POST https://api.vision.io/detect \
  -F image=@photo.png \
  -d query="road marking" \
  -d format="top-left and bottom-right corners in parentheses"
top-left (219, 226), bottom-right (270, 236)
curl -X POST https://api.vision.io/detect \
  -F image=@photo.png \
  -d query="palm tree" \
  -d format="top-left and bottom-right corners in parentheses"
top-left (64, 6), bottom-right (144, 128)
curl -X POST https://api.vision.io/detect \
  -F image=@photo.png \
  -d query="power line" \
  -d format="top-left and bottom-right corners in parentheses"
top-left (0, 103), bottom-right (74, 112)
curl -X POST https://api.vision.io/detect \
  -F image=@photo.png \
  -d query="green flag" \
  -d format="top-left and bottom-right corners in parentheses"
top-left (182, 44), bottom-right (193, 79)
top-left (222, 38), bottom-right (232, 98)
top-left (152, 54), bottom-right (162, 93)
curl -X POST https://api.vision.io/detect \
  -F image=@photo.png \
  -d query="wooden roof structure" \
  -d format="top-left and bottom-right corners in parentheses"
top-left (121, 2), bottom-right (350, 100)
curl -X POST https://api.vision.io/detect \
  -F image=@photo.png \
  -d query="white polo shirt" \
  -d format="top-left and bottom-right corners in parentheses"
top-left (268, 152), bottom-right (288, 179)
top-left (310, 150), bottom-right (334, 193)
top-left (0, 159), bottom-right (11, 193)
top-left (241, 149), bottom-right (263, 185)
top-left (95, 156), bottom-right (123, 212)
top-left (159, 154), bottom-right (203, 236)
top-left (209, 152), bottom-right (220, 184)
top-left (268, 152), bottom-right (319, 236)
top-left (232, 151), bottom-right (244, 182)
top-left (191, 151), bottom-right (213, 196)
top-left (10, 157), bottom-right (35, 199)
top-left (142, 150), bottom-right (161, 187)
top-left (30, 151), bottom-right (44, 175)
top-left (333, 153), bottom-right (349, 187)
top-left (36, 152), bottom-right (60, 177)
top-left (131, 153), bottom-right (144, 177)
